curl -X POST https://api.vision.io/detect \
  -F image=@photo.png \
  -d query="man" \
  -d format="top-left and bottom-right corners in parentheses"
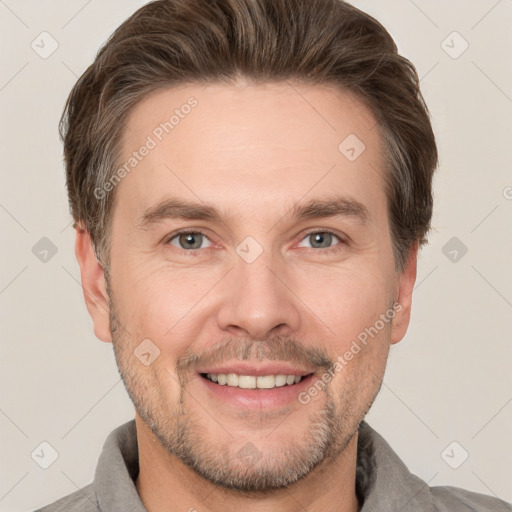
top-left (36, 0), bottom-right (511, 510)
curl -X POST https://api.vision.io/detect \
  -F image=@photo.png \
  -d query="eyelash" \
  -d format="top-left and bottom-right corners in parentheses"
top-left (164, 228), bottom-right (347, 255)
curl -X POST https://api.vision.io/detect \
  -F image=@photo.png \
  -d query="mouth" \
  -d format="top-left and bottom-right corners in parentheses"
top-left (196, 364), bottom-right (318, 409)
top-left (200, 372), bottom-right (313, 389)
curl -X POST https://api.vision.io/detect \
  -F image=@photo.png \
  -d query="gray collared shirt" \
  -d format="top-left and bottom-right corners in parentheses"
top-left (35, 419), bottom-right (512, 511)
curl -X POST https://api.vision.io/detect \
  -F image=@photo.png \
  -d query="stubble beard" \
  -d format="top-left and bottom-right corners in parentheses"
top-left (105, 275), bottom-right (385, 494)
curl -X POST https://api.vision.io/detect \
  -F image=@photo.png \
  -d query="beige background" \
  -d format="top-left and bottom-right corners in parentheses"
top-left (1, 0), bottom-right (511, 510)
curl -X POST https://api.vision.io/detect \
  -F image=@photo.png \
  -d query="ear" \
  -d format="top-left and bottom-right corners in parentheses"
top-left (74, 225), bottom-right (112, 343)
top-left (390, 240), bottom-right (418, 345)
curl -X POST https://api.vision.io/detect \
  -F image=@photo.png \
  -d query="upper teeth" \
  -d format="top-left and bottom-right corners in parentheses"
top-left (206, 373), bottom-right (303, 389)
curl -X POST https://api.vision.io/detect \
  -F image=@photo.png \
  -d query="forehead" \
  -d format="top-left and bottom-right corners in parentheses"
top-left (114, 81), bottom-right (387, 228)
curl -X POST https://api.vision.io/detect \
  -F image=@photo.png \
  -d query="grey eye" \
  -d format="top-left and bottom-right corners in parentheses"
top-left (298, 232), bottom-right (341, 249)
top-left (168, 232), bottom-right (212, 250)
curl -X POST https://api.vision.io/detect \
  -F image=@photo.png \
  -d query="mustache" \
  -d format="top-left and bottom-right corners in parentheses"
top-left (176, 334), bottom-right (334, 379)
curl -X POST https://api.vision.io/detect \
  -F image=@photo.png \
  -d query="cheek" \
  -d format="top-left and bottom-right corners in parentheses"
top-left (296, 263), bottom-right (393, 354)
top-left (114, 264), bottom-right (216, 358)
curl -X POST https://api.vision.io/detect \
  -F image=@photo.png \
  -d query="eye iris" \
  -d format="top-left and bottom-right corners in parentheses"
top-left (311, 232), bottom-right (332, 248)
top-left (180, 233), bottom-right (202, 249)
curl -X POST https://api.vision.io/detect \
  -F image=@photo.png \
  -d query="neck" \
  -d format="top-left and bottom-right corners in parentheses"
top-left (134, 415), bottom-right (360, 512)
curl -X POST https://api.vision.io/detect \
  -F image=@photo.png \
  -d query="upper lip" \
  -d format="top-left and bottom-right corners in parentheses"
top-left (197, 361), bottom-right (315, 377)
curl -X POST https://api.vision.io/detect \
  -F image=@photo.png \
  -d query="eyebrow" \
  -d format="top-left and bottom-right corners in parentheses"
top-left (136, 195), bottom-right (370, 230)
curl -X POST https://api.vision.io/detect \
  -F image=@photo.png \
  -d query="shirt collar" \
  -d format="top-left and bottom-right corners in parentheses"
top-left (94, 420), bottom-right (146, 512)
top-left (357, 421), bottom-right (434, 511)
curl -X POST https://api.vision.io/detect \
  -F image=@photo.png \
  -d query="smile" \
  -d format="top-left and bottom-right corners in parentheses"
top-left (201, 373), bottom-right (310, 389)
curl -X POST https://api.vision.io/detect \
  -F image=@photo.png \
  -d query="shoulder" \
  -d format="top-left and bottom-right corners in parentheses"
top-left (430, 485), bottom-right (512, 511)
top-left (33, 483), bottom-right (100, 512)
top-left (357, 422), bottom-right (512, 511)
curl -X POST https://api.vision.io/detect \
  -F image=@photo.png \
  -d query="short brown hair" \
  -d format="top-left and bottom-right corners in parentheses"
top-left (60, 0), bottom-right (438, 272)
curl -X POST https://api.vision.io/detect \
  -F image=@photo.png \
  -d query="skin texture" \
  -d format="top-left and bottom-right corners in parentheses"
top-left (75, 81), bottom-right (418, 512)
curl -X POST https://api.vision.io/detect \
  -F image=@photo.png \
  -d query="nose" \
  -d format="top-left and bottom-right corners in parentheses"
top-left (216, 249), bottom-right (302, 340)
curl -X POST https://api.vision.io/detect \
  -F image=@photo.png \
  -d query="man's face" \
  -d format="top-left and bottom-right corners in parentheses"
top-left (88, 81), bottom-right (415, 492)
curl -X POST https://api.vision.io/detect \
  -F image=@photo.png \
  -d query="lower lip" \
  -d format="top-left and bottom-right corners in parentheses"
top-left (198, 374), bottom-right (316, 408)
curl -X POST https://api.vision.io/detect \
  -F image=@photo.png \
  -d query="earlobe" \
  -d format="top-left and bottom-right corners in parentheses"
top-left (390, 241), bottom-right (418, 345)
top-left (74, 225), bottom-right (113, 343)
